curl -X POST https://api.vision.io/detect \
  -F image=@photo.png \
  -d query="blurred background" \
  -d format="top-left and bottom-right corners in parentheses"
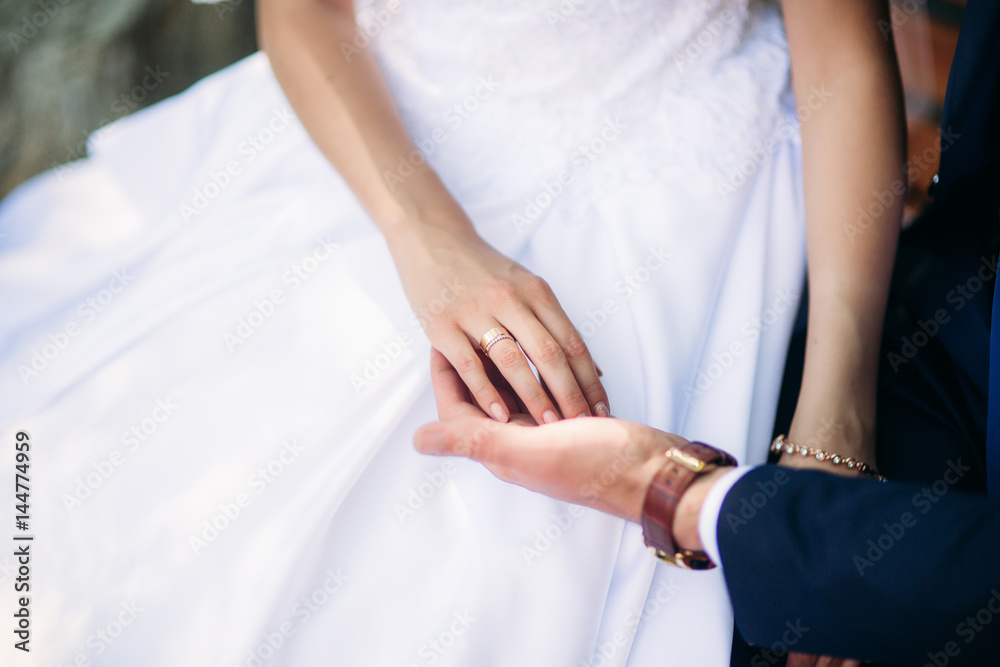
top-left (0, 0), bottom-right (967, 210)
top-left (0, 0), bottom-right (256, 201)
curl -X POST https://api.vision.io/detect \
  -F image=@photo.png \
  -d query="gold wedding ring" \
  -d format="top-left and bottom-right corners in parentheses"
top-left (480, 327), bottom-right (515, 355)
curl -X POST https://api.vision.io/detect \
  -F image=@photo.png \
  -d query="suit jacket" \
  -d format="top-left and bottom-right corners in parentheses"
top-left (717, 466), bottom-right (1000, 665)
top-left (935, 0), bottom-right (1000, 495)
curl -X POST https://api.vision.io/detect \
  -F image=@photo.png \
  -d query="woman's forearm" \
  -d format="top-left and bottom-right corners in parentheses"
top-left (257, 0), bottom-right (611, 424)
top-left (257, 0), bottom-right (470, 239)
top-left (782, 0), bottom-right (906, 457)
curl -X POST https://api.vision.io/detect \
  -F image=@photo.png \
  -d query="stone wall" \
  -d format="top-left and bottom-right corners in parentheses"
top-left (0, 0), bottom-right (257, 201)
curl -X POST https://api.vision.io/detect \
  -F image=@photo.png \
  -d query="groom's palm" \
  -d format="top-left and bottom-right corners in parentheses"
top-left (419, 348), bottom-right (673, 523)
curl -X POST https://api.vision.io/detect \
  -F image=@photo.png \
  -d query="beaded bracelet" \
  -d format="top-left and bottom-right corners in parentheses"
top-left (771, 434), bottom-right (886, 483)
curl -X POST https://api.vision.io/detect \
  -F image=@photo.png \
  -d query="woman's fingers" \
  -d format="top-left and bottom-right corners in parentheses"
top-left (503, 313), bottom-right (590, 419)
top-left (436, 330), bottom-right (510, 423)
top-left (539, 304), bottom-right (610, 416)
top-left (432, 273), bottom-right (610, 424)
top-left (513, 302), bottom-right (610, 418)
top-left (479, 349), bottom-right (523, 417)
top-left (481, 332), bottom-right (561, 425)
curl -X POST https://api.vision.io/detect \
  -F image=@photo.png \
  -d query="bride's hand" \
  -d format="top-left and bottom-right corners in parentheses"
top-left (387, 214), bottom-right (609, 425)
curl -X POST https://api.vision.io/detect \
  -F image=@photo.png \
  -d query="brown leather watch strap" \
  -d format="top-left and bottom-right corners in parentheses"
top-left (641, 441), bottom-right (736, 569)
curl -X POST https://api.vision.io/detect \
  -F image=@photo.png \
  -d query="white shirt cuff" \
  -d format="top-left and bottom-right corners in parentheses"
top-left (697, 465), bottom-right (756, 568)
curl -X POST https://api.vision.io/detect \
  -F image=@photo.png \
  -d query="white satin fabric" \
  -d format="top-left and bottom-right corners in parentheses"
top-left (0, 1), bottom-right (805, 665)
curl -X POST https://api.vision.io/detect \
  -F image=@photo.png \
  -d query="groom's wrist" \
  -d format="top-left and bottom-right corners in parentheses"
top-left (671, 466), bottom-right (734, 552)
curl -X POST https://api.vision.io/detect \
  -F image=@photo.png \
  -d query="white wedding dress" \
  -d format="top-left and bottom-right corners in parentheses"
top-left (0, 1), bottom-right (805, 665)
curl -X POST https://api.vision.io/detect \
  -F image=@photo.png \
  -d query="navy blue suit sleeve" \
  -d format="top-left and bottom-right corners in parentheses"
top-left (716, 465), bottom-right (1000, 665)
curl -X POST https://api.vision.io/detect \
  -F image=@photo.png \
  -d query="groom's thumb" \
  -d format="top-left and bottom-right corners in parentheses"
top-left (414, 423), bottom-right (450, 455)
top-left (414, 417), bottom-right (504, 459)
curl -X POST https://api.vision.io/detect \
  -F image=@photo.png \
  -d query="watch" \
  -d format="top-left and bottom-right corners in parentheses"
top-left (640, 441), bottom-right (737, 570)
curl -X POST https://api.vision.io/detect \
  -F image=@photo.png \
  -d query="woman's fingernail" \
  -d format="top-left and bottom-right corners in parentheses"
top-left (542, 410), bottom-right (559, 424)
top-left (490, 402), bottom-right (509, 423)
top-left (595, 402), bottom-right (610, 418)
top-left (596, 364), bottom-right (604, 377)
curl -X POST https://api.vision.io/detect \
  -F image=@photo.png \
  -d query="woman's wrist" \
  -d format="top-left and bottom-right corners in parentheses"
top-left (788, 338), bottom-right (879, 470)
top-left (787, 397), bottom-right (874, 452)
top-left (783, 401), bottom-right (877, 478)
top-left (791, 295), bottom-right (882, 465)
top-left (376, 167), bottom-right (475, 241)
top-left (382, 209), bottom-right (487, 289)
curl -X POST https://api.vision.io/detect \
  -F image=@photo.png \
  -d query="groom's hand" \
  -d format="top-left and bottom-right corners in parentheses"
top-left (418, 348), bottom-right (705, 527)
top-left (422, 349), bottom-right (859, 667)
top-left (420, 349), bottom-right (738, 550)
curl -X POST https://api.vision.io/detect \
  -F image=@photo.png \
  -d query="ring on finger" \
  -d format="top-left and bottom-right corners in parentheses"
top-left (480, 326), bottom-right (516, 355)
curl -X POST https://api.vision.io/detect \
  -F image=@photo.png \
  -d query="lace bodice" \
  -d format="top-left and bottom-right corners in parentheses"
top-left (352, 0), bottom-right (796, 207)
